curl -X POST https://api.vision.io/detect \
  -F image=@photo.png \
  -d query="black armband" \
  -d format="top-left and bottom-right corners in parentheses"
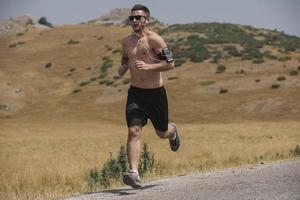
top-left (157, 47), bottom-right (174, 63)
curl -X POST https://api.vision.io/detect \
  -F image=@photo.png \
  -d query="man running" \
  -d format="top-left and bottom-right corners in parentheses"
top-left (118, 4), bottom-right (180, 188)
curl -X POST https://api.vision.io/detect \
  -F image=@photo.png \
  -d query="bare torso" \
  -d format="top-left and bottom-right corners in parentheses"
top-left (122, 32), bottom-right (163, 88)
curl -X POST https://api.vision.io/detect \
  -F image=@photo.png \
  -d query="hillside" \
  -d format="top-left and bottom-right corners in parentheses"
top-left (0, 19), bottom-right (300, 124)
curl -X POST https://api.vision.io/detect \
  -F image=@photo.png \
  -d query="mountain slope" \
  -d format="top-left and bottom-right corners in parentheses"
top-left (0, 20), bottom-right (300, 123)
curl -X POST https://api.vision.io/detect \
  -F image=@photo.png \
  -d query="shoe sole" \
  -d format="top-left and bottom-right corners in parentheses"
top-left (123, 174), bottom-right (142, 189)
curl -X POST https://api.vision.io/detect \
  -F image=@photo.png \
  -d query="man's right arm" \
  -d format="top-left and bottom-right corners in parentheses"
top-left (118, 39), bottom-right (129, 77)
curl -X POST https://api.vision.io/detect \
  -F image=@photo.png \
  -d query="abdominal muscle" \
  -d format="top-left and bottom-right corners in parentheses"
top-left (129, 62), bottom-right (163, 89)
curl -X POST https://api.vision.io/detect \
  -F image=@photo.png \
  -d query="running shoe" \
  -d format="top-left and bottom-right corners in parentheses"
top-left (169, 123), bottom-right (180, 151)
top-left (123, 171), bottom-right (142, 188)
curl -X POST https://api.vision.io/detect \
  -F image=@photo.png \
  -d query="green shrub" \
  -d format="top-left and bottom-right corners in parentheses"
top-left (175, 58), bottom-right (186, 67)
top-left (139, 143), bottom-right (155, 175)
top-left (112, 48), bottom-right (122, 54)
top-left (219, 87), bottom-right (228, 94)
top-left (79, 81), bottom-right (90, 87)
top-left (26, 18), bottom-right (34, 26)
top-left (278, 56), bottom-right (291, 62)
top-left (38, 17), bottom-right (53, 28)
top-left (99, 80), bottom-right (109, 85)
top-left (252, 58), bottom-right (265, 64)
top-left (224, 45), bottom-right (242, 57)
top-left (98, 73), bottom-right (107, 79)
top-left (90, 77), bottom-right (97, 82)
top-left (88, 143), bottom-right (154, 189)
top-left (73, 89), bottom-right (82, 93)
top-left (9, 44), bottom-right (17, 48)
top-left (290, 145), bottom-right (300, 157)
top-left (45, 63), bottom-right (52, 68)
top-left (168, 76), bottom-right (178, 80)
top-left (200, 80), bottom-right (215, 86)
top-left (271, 84), bottom-right (280, 89)
top-left (216, 65), bottom-right (226, 73)
top-left (277, 76), bottom-right (286, 81)
top-left (100, 57), bottom-right (113, 73)
top-left (69, 68), bottom-right (76, 72)
top-left (122, 78), bottom-right (130, 85)
top-left (289, 70), bottom-right (298, 76)
top-left (67, 39), bottom-right (80, 45)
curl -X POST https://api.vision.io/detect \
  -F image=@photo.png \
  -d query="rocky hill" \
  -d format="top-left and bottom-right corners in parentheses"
top-left (0, 15), bottom-right (52, 37)
top-left (0, 12), bottom-right (299, 123)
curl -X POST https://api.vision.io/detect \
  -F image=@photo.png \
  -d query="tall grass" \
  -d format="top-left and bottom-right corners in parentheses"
top-left (1, 120), bottom-right (299, 200)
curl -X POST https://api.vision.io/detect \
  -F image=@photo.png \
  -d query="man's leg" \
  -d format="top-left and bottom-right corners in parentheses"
top-left (127, 125), bottom-right (142, 171)
top-left (155, 123), bottom-right (180, 152)
top-left (124, 125), bottom-right (143, 188)
top-left (155, 123), bottom-right (176, 139)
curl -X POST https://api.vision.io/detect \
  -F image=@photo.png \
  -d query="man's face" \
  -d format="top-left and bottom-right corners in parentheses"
top-left (129, 10), bottom-right (148, 32)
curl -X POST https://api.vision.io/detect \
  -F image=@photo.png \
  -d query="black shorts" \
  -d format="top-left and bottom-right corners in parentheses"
top-left (126, 86), bottom-right (169, 132)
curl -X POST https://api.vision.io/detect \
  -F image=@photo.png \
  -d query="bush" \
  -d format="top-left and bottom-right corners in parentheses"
top-left (252, 58), bottom-right (265, 64)
top-left (175, 58), bottom-right (186, 67)
top-left (200, 80), bottom-right (215, 86)
top-left (67, 40), bottom-right (80, 45)
top-left (122, 78), bottom-right (130, 85)
top-left (290, 145), bottom-right (300, 157)
top-left (88, 143), bottom-right (154, 189)
top-left (277, 76), bottom-right (286, 81)
top-left (289, 70), bottom-right (298, 76)
top-left (38, 17), bottom-right (53, 28)
top-left (79, 81), bottom-right (90, 87)
top-left (73, 89), bottom-right (82, 93)
top-left (219, 87), bottom-right (228, 94)
top-left (168, 76), bottom-right (178, 80)
top-left (45, 63), bottom-right (52, 68)
top-left (100, 57), bottom-right (113, 73)
top-left (271, 84), bottom-right (280, 89)
top-left (9, 44), bottom-right (17, 48)
top-left (216, 65), bottom-right (226, 73)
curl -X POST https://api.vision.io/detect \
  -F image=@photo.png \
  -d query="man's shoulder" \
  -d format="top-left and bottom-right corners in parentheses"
top-left (147, 31), bottom-right (165, 47)
top-left (148, 31), bottom-right (163, 41)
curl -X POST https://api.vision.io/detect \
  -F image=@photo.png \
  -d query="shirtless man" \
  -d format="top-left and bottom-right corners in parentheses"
top-left (118, 4), bottom-right (180, 188)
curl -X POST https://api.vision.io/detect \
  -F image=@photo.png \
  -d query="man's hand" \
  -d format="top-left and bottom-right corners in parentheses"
top-left (135, 60), bottom-right (151, 71)
top-left (118, 65), bottom-right (128, 77)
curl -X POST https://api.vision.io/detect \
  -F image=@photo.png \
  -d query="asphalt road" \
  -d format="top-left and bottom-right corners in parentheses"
top-left (65, 159), bottom-right (300, 200)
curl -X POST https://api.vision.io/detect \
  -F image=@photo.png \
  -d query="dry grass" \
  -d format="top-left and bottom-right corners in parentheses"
top-left (1, 117), bottom-right (299, 200)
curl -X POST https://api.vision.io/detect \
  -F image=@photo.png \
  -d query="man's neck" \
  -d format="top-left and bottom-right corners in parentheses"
top-left (135, 28), bottom-right (150, 39)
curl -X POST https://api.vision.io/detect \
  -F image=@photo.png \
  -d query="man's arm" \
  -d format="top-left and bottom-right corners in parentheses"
top-left (135, 34), bottom-right (175, 72)
top-left (118, 40), bottom-right (129, 77)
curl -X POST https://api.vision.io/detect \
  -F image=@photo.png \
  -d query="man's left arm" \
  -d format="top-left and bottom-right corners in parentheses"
top-left (135, 35), bottom-right (175, 71)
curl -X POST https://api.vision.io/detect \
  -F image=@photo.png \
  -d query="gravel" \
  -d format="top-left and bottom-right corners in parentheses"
top-left (64, 159), bottom-right (300, 200)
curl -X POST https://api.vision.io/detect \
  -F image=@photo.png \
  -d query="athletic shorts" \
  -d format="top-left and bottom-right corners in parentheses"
top-left (126, 85), bottom-right (169, 132)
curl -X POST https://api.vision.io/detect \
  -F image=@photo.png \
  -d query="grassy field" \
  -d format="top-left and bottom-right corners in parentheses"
top-left (1, 117), bottom-right (299, 200)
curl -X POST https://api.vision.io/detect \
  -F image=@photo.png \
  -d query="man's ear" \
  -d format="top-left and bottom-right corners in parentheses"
top-left (145, 17), bottom-right (150, 24)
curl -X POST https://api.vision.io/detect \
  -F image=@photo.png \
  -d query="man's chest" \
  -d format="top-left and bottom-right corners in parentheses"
top-left (126, 39), bottom-right (153, 58)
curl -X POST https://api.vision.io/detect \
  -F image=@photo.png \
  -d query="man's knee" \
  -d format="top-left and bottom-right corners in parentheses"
top-left (128, 126), bottom-right (142, 138)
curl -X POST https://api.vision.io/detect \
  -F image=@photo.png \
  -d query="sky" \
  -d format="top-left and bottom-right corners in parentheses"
top-left (0, 0), bottom-right (299, 37)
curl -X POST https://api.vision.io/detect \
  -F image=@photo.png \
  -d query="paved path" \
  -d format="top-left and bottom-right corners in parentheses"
top-left (65, 159), bottom-right (300, 200)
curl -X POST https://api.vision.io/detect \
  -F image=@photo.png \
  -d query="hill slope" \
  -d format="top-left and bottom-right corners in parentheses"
top-left (0, 20), bottom-right (300, 123)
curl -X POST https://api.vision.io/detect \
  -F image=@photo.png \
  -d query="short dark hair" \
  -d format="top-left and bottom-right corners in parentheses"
top-left (131, 4), bottom-right (150, 18)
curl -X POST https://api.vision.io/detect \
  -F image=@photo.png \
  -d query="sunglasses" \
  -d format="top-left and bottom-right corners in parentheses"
top-left (128, 15), bottom-right (146, 21)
